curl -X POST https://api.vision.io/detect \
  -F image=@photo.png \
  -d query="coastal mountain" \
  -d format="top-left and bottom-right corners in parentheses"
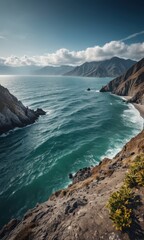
top-left (0, 65), bottom-right (15, 75)
top-left (64, 57), bottom-right (136, 77)
top-left (35, 65), bottom-right (74, 75)
top-left (1, 130), bottom-right (144, 240)
top-left (0, 85), bottom-right (45, 134)
top-left (0, 65), bottom-right (41, 75)
top-left (100, 58), bottom-right (144, 104)
top-left (0, 65), bottom-right (74, 76)
top-left (0, 59), bottom-right (135, 76)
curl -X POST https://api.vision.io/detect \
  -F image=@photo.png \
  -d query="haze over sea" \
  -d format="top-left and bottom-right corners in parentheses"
top-left (0, 76), bottom-right (143, 228)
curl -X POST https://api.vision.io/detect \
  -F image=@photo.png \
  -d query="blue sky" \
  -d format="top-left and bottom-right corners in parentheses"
top-left (0, 0), bottom-right (144, 66)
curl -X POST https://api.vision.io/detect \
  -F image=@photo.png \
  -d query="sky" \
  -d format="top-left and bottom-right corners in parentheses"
top-left (0, 0), bottom-right (144, 66)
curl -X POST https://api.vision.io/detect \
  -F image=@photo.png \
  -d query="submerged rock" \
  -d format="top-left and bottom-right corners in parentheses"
top-left (35, 108), bottom-right (46, 116)
top-left (69, 173), bottom-right (73, 179)
top-left (0, 84), bottom-right (46, 134)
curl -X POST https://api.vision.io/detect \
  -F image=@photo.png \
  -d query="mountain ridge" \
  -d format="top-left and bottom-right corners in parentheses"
top-left (0, 65), bottom-right (41, 75)
top-left (30, 65), bottom-right (74, 75)
top-left (0, 65), bottom-right (74, 76)
top-left (0, 58), bottom-right (136, 76)
top-left (64, 57), bottom-right (136, 77)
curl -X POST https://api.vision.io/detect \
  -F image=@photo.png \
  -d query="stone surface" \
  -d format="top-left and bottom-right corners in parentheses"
top-left (0, 84), bottom-right (46, 134)
top-left (100, 58), bottom-right (144, 104)
top-left (64, 57), bottom-right (136, 77)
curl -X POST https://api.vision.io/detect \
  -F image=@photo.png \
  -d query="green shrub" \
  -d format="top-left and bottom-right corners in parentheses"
top-left (110, 206), bottom-right (132, 231)
top-left (107, 154), bottom-right (144, 231)
top-left (107, 185), bottom-right (133, 231)
top-left (135, 169), bottom-right (144, 186)
top-left (125, 154), bottom-right (144, 187)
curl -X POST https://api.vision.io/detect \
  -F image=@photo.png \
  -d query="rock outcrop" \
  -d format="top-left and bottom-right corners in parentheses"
top-left (100, 58), bottom-right (144, 104)
top-left (64, 57), bottom-right (136, 78)
top-left (0, 84), bottom-right (46, 134)
top-left (1, 130), bottom-right (144, 240)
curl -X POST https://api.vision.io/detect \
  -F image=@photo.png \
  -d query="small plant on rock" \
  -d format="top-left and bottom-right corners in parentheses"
top-left (107, 154), bottom-right (144, 232)
top-left (125, 154), bottom-right (144, 187)
top-left (107, 185), bottom-right (133, 231)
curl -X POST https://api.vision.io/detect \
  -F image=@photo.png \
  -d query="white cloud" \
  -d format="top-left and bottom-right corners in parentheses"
top-left (1, 40), bottom-right (144, 67)
top-left (0, 57), bottom-right (5, 65)
top-left (4, 55), bottom-right (36, 66)
top-left (0, 35), bottom-right (6, 40)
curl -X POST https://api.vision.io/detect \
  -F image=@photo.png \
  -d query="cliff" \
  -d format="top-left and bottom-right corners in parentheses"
top-left (1, 130), bottom-right (144, 240)
top-left (100, 58), bottom-right (144, 105)
top-left (64, 57), bottom-right (136, 78)
top-left (0, 84), bottom-right (46, 134)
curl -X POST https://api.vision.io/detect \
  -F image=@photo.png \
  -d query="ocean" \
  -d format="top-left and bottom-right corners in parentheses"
top-left (0, 75), bottom-right (143, 228)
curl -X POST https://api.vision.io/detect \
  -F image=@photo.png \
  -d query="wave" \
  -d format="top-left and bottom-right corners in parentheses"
top-left (122, 103), bottom-right (143, 130)
top-left (0, 122), bottom-right (37, 138)
top-left (100, 102), bottom-right (143, 161)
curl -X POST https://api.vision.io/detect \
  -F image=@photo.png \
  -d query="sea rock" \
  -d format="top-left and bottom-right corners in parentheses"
top-left (72, 167), bottom-right (92, 184)
top-left (0, 84), bottom-right (46, 134)
top-left (35, 108), bottom-right (46, 116)
top-left (69, 173), bottom-right (73, 179)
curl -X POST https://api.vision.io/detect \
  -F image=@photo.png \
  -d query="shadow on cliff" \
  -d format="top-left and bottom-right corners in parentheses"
top-left (127, 217), bottom-right (144, 240)
top-left (126, 195), bottom-right (144, 240)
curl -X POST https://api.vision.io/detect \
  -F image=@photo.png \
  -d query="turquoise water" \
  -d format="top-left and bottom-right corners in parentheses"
top-left (0, 76), bottom-right (143, 228)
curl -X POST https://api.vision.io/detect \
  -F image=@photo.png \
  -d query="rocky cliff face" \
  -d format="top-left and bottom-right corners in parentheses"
top-left (100, 58), bottom-right (144, 104)
top-left (1, 130), bottom-right (144, 240)
top-left (0, 84), bottom-right (46, 134)
top-left (64, 57), bottom-right (136, 78)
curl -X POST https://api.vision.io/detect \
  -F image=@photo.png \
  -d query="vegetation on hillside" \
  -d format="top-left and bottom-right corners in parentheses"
top-left (107, 154), bottom-right (144, 231)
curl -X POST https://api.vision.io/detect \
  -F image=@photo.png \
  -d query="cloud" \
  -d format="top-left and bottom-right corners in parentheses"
top-left (0, 57), bottom-right (5, 65)
top-left (1, 40), bottom-right (144, 67)
top-left (120, 31), bottom-right (144, 42)
top-left (4, 55), bottom-right (36, 66)
top-left (120, 30), bottom-right (144, 41)
top-left (0, 35), bottom-right (6, 40)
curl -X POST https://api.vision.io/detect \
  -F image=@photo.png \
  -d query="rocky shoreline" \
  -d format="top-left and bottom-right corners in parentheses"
top-left (133, 103), bottom-right (144, 119)
top-left (0, 84), bottom-right (46, 135)
top-left (100, 58), bottom-right (144, 105)
top-left (0, 130), bottom-right (144, 240)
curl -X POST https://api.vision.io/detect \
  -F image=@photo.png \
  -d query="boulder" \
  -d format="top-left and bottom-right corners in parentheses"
top-left (0, 84), bottom-right (46, 134)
